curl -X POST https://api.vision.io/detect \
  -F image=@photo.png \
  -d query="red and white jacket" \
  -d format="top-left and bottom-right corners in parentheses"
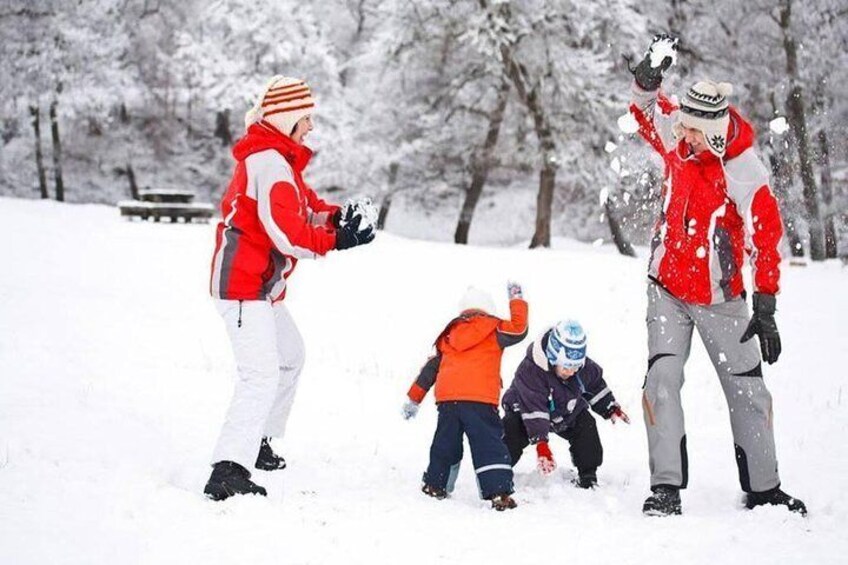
top-left (210, 122), bottom-right (340, 303)
top-left (630, 83), bottom-right (783, 305)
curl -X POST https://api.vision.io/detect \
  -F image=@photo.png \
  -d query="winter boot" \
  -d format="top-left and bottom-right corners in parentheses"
top-left (745, 487), bottom-right (807, 516)
top-left (255, 437), bottom-right (287, 471)
top-left (489, 493), bottom-right (518, 511)
top-left (642, 486), bottom-right (682, 516)
top-left (573, 473), bottom-right (598, 489)
top-left (421, 484), bottom-right (448, 500)
top-left (204, 461), bottom-right (267, 501)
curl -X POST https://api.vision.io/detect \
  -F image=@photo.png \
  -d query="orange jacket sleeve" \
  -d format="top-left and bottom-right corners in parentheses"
top-left (496, 298), bottom-right (528, 348)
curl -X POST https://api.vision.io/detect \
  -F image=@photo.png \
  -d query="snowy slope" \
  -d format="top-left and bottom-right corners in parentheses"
top-left (0, 197), bottom-right (846, 565)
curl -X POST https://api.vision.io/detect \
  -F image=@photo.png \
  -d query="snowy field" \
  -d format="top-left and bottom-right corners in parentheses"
top-left (1, 197), bottom-right (846, 565)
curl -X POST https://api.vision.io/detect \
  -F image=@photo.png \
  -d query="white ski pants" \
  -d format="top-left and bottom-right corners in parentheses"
top-left (211, 299), bottom-right (305, 470)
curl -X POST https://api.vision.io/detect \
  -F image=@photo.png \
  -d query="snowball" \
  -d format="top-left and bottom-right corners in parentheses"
top-left (617, 112), bottom-right (639, 134)
top-left (769, 117), bottom-right (790, 135)
top-left (696, 246), bottom-right (707, 258)
top-left (610, 157), bottom-right (621, 174)
top-left (649, 38), bottom-right (678, 69)
top-left (599, 187), bottom-right (610, 206)
top-left (340, 196), bottom-right (379, 232)
top-left (604, 141), bottom-right (618, 153)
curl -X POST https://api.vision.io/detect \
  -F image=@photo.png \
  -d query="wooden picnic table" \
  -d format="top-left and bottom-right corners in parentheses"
top-left (118, 190), bottom-right (216, 223)
top-left (138, 189), bottom-right (197, 204)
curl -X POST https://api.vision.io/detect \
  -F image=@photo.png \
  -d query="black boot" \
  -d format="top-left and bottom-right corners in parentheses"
top-left (573, 472), bottom-right (598, 489)
top-left (204, 461), bottom-right (267, 501)
top-left (255, 437), bottom-right (287, 471)
top-left (421, 484), bottom-right (448, 499)
top-left (643, 486), bottom-right (682, 516)
top-left (745, 487), bottom-right (807, 516)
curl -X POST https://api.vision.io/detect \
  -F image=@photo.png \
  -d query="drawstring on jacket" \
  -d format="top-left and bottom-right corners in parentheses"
top-left (237, 301), bottom-right (243, 328)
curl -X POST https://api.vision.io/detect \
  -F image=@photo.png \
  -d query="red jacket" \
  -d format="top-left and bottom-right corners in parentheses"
top-left (210, 122), bottom-right (340, 302)
top-left (630, 84), bottom-right (783, 305)
top-left (407, 299), bottom-right (529, 406)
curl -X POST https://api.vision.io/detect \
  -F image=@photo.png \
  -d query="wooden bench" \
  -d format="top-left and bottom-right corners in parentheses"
top-left (118, 190), bottom-right (216, 223)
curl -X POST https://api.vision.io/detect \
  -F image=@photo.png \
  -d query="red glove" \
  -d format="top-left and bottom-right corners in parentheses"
top-left (536, 441), bottom-right (556, 476)
top-left (610, 405), bottom-right (630, 425)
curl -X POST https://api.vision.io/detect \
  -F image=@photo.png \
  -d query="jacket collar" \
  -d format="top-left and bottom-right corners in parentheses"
top-left (232, 121), bottom-right (313, 173)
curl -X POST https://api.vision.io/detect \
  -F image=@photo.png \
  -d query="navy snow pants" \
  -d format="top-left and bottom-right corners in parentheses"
top-left (423, 401), bottom-right (514, 500)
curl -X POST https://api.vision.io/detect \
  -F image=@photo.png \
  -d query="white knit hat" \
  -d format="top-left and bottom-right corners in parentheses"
top-left (677, 80), bottom-right (733, 157)
top-left (244, 75), bottom-right (315, 136)
top-left (458, 287), bottom-right (496, 316)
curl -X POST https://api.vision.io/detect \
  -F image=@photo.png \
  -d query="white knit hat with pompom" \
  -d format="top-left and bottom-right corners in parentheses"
top-left (458, 286), bottom-right (496, 316)
top-left (677, 80), bottom-right (734, 157)
top-left (244, 75), bottom-right (315, 137)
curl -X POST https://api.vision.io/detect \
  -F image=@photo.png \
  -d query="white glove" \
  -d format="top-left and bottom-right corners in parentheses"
top-left (401, 399), bottom-right (420, 420)
top-left (507, 281), bottom-right (523, 300)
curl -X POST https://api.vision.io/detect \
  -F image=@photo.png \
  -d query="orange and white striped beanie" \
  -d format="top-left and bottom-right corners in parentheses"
top-left (244, 75), bottom-right (315, 136)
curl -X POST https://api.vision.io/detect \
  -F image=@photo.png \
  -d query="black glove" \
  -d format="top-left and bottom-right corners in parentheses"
top-left (627, 33), bottom-right (679, 91)
top-left (331, 208), bottom-right (343, 229)
top-left (740, 292), bottom-right (782, 364)
top-left (334, 212), bottom-right (375, 250)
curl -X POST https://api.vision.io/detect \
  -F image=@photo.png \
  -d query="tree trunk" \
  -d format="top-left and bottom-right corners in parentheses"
top-left (215, 109), bottom-right (232, 146)
top-left (455, 79), bottom-right (510, 244)
top-left (49, 99), bottom-right (64, 202)
top-left (818, 128), bottom-right (837, 258)
top-left (605, 198), bottom-right (636, 257)
top-left (29, 105), bottom-right (48, 199)
top-left (127, 161), bottom-right (140, 201)
top-left (530, 160), bottom-right (556, 248)
top-left (779, 0), bottom-right (824, 260)
top-left (481, 0), bottom-right (558, 248)
top-left (514, 72), bottom-right (557, 249)
top-left (377, 162), bottom-right (399, 230)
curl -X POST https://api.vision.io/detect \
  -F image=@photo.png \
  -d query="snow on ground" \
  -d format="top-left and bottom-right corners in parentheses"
top-left (0, 197), bottom-right (846, 564)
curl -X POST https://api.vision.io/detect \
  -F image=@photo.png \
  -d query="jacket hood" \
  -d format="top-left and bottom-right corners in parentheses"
top-left (723, 106), bottom-right (755, 160)
top-left (439, 313), bottom-right (499, 353)
top-left (527, 330), bottom-right (553, 371)
top-left (232, 121), bottom-right (313, 172)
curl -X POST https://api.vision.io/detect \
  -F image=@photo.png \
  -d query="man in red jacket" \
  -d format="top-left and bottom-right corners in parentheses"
top-left (628, 35), bottom-right (805, 516)
top-left (205, 76), bottom-right (375, 501)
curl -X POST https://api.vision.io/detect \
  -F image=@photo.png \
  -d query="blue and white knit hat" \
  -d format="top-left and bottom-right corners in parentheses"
top-left (546, 320), bottom-right (587, 370)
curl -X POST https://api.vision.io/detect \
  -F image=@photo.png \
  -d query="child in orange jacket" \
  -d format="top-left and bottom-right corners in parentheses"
top-left (401, 282), bottom-right (528, 510)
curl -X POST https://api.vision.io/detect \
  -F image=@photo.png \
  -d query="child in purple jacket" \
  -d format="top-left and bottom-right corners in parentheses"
top-left (501, 320), bottom-right (629, 488)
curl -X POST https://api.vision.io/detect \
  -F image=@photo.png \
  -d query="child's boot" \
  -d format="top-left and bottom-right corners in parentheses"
top-left (573, 473), bottom-right (598, 489)
top-left (422, 484), bottom-right (448, 499)
top-left (489, 493), bottom-right (517, 511)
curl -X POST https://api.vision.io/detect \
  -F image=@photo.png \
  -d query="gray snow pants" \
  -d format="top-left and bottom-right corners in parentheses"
top-left (642, 282), bottom-right (780, 493)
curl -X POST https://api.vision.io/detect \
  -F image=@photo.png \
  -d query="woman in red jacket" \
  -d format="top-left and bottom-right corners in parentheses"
top-left (205, 76), bottom-right (375, 501)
